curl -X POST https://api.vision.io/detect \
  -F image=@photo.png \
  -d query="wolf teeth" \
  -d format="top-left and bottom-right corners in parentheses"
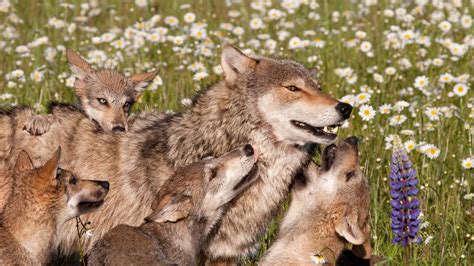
top-left (323, 126), bottom-right (339, 134)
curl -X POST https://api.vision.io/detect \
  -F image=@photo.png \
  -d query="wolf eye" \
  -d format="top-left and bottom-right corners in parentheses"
top-left (123, 101), bottom-right (131, 108)
top-left (285, 85), bottom-right (301, 92)
top-left (69, 176), bottom-right (77, 185)
top-left (97, 98), bottom-right (107, 105)
top-left (346, 171), bottom-right (355, 181)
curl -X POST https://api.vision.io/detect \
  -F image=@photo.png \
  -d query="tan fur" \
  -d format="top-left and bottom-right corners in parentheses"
top-left (0, 45), bottom-right (351, 261)
top-left (0, 149), bottom-right (109, 265)
top-left (88, 146), bottom-right (259, 265)
top-left (260, 137), bottom-right (371, 265)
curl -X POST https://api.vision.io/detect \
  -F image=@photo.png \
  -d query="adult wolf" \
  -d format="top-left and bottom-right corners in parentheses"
top-left (0, 44), bottom-right (352, 262)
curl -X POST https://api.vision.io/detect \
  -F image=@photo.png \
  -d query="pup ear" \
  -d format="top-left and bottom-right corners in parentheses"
top-left (351, 221), bottom-right (372, 259)
top-left (14, 150), bottom-right (34, 174)
top-left (221, 43), bottom-right (257, 86)
top-left (130, 69), bottom-right (160, 99)
top-left (146, 194), bottom-right (192, 223)
top-left (38, 147), bottom-right (61, 179)
top-left (66, 49), bottom-right (93, 96)
top-left (335, 212), bottom-right (367, 246)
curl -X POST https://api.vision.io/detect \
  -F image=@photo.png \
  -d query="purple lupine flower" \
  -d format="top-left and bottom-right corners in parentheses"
top-left (390, 136), bottom-right (422, 246)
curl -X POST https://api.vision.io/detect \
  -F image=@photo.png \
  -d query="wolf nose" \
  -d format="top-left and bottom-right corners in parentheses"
top-left (112, 126), bottom-right (126, 132)
top-left (335, 102), bottom-right (353, 119)
top-left (243, 144), bottom-right (254, 156)
top-left (99, 181), bottom-right (110, 190)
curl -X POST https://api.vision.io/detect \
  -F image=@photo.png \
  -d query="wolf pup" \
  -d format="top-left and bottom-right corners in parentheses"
top-left (88, 144), bottom-right (259, 265)
top-left (24, 49), bottom-right (159, 135)
top-left (0, 148), bottom-right (109, 265)
top-left (260, 137), bottom-right (371, 265)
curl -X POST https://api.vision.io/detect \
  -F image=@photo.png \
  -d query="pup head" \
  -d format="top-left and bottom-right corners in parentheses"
top-left (13, 148), bottom-right (109, 221)
top-left (66, 49), bottom-right (159, 132)
top-left (146, 144), bottom-right (259, 234)
top-left (296, 137), bottom-right (371, 259)
top-left (220, 43), bottom-right (352, 145)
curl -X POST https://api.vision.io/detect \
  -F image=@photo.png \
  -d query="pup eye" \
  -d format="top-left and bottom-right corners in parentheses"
top-left (55, 168), bottom-right (62, 179)
top-left (69, 176), bottom-right (77, 185)
top-left (346, 171), bottom-right (355, 181)
top-left (97, 98), bottom-right (107, 105)
top-left (285, 85), bottom-right (301, 92)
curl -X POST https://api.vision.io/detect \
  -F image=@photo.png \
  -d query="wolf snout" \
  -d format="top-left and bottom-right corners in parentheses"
top-left (335, 102), bottom-right (353, 120)
top-left (112, 125), bottom-right (126, 132)
top-left (243, 144), bottom-right (254, 156)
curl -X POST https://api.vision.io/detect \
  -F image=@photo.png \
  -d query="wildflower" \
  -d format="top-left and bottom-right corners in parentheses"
top-left (404, 140), bottom-right (416, 153)
top-left (134, 0), bottom-right (148, 8)
top-left (462, 158), bottom-right (473, 169)
top-left (389, 115), bottom-right (407, 126)
top-left (249, 18), bottom-right (264, 30)
top-left (439, 73), bottom-right (454, 83)
top-left (193, 71), bottom-right (209, 81)
top-left (379, 104), bottom-right (392, 114)
top-left (413, 76), bottom-right (429, 89)
top-left (358, 105), bottom-right (376, 121)
top-left (390, 136), bottom-right (422, 246)
top-left (310, 254), bottom-right (327, 264)
top-left (30, 70), bottom-right (44, 83)
top-left (460, 15), bottom-right (472, 29)
top-left (355, 92), bottom-right (370, 105)
top-left (164, 16), bottom-right (179, 27)
top-left (424, 107), bottom-right (440, 121)
top-left (438, 21), bottom-right (451, 32)
top-left (453, 83), bottom-right (469, 97)
top-left (360, 41), bottom-right (372, 52)
top-left (420, 144), bottom-right (440, 159)
top-left (288, 37), bottom-right (302, 49)
top-left (183, 12), bottom-right (196, 23)
top-left (181, 98), bottom-right (192, 106)
top-left (385, 67), bottom-right (397, 76)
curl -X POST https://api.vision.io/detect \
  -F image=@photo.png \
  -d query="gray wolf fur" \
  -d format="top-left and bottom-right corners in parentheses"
top-left (88, 145), bottom-right (259, 265)
top-left (0, 44), bottom-right (353, 261)
top-left (0, 148), bottom-right (109, 265)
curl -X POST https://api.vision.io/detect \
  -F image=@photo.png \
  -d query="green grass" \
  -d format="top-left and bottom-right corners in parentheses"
top-left (0, 0), bottom-right (472, 265)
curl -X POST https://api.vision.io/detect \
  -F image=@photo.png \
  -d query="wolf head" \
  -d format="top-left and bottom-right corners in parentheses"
top-left (220, 44), bottom-right (352, 145)
top-left (295, 137), bottom-right (371, 259)
top-left (13, 148), bottom-right (109, 221)
top-left (146, 144), bottom-right (258, 235)
top-left (66, 49), bottom-right (159, 132)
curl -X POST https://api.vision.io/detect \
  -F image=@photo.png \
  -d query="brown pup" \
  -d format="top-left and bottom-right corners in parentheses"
top-left (0, 148), bottom-right (109, 265)
top-left (24, 49), bottom-right (159, 135)
top-left (87, 145), bottom-right (259, 265)
top-left (260, 137), bottom-right (371, 265)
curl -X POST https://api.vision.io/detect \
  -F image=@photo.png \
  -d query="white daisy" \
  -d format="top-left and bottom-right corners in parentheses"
top-left (358, 104), bottom-right (376, 121)
top-left (424, 107), bottom-right (441, 121)
top-left (461, 158), bottom-right (473, 169)
top-left (453, 83), bottom-right (469, 97)
top-left (379, 103), bottom-right (392, 114)
top-left (389, 114), bottom-right (407, 126)
top-left (414, 76), bottom-right (429, 89)
top-left (360, 41), bottom-right (372, 52)
top-left (421, 144), bottom-right (440, 159)
top-left (404, 140), bottom-right (416, 152)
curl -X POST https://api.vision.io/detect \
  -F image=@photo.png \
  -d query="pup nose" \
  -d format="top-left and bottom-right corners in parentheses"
top-left (112, 126), bottom-right (126, 132)
top-left (243, 144), bottom-right (254, 156)
top-left (335, 102), bottom-right (353, 119)
top-left (99, 181), bottom-right (110, 190)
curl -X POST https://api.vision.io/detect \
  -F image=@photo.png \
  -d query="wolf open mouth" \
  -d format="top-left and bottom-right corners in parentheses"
top-left (233, 164), bottom-right (259, 191)
top-left (291, 120), bottom-right (340, 139)
top-left (78, 199), bottom-right (104, 209)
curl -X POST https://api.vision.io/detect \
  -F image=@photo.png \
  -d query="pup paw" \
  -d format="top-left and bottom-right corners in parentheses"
top-left (23, 115), bottom-right (54, 136)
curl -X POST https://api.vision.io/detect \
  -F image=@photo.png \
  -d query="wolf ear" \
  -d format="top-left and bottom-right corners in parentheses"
top-left (66, 49), bottom-right (93, 96)
top-left (335, 212), bottom-right (367, 246)
top-left (351, 217), bottom-right (372, 259)
top-left (130, 69), bottom-right (160, 99)
top-left (14, 150), bottom-right (34, 174)
top-left (221, 43), bottom-right (257, 86)
top-left (146, 194), bottom-right (192, 223)
top-left (38, 147), bottom-right (61, 179)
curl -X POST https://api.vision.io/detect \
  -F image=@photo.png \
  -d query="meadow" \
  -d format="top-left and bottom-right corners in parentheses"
top-left (0, 0), bottom-right (472, 264)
